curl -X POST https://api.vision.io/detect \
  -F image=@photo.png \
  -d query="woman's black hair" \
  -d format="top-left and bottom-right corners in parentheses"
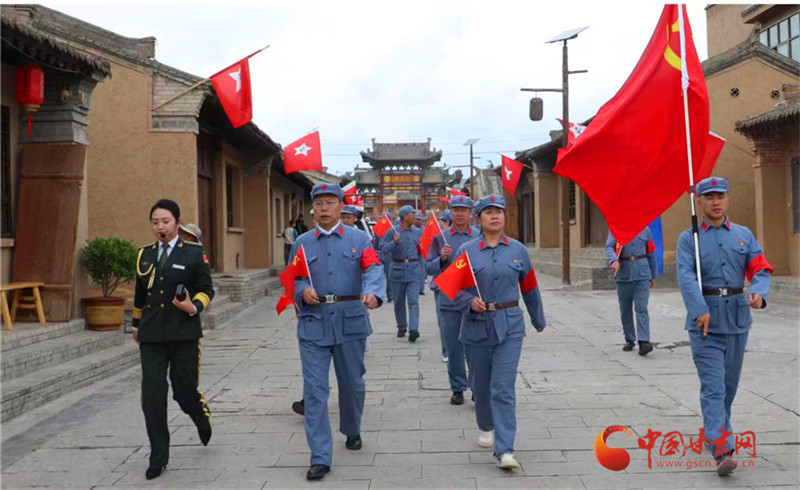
top-left (150, 199), bottom-right (181, 220)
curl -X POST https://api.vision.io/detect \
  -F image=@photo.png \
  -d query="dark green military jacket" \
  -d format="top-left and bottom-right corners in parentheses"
top-left (132, 238), bottom-right (214, 343)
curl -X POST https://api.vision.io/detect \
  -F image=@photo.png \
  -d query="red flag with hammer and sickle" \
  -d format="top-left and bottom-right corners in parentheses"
top-left (433, 252), bottom-right (477, 301)
top-left (554, 5), bottom-right (709, 246)
top-left (277, 244), bottom-right (310, 314)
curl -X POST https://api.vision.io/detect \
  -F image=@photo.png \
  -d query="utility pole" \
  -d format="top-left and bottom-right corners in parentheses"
top-left (464, 138), bottom-right (480, 198)
top-left (521, 26), bottom-right (587, 285)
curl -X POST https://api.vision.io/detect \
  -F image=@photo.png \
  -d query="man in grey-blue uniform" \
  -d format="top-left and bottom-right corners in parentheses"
top-left (677, 176), bottom-right (772, 476)
top-left (382, 205), bottom-right (423, 342)
top-left (378, 211), bottom-right (394, 303)
top-left (605, 227), bottom-right (659, 355)
top-left (289, 183), bottom-right (385, 481)
top-left (427, 196), bottom-right (478, 405)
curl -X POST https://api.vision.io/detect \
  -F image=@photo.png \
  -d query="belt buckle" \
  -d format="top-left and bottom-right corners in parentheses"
top-left (486, 302), bottom-right (497, 312)
top-left (719, 288), bottom-right (729, 297)
top-left (324, 294), bottom-right (337, 303)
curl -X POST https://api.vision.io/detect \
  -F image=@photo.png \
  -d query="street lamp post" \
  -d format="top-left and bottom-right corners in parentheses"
top-left (521, 26), bottom-right (587, 286)
top-left (463, 138), bottom-right (480, 198)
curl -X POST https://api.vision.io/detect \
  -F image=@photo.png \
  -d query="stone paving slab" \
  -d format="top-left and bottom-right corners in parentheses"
top-left (2, 273), bottom-right (798, 489)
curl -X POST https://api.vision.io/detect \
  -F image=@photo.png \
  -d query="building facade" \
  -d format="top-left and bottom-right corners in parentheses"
top-left (356, 138), bottom-right (446, 217)
top-left (512, 4), bottom-right (800, 283)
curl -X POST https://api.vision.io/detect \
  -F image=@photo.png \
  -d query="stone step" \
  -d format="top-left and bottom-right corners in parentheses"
top-left (1, 329), bottom-right (125, 382)
top-left (1, 319), bottom-right (86, 353)
top-left (1, 342), bottom-right (140, 422)
top-left (203, 299), bottom-right (245, 330)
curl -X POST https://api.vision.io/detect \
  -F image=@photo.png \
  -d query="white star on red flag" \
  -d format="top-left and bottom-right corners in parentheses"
top-left (294, 143), bottom-right (312, 156)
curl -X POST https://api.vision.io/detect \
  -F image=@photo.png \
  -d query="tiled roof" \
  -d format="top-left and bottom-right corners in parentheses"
top-left (735, 97), bottom-right (800, 133)
top-left (1, 14), bottom-right (110, 76)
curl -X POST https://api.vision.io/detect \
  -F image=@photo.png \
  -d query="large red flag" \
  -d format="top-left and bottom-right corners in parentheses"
top-left (501, 155), bottom-right (524, 196)
top-left (447, 187), bottom-right (467, 197)
top-left (284, 131), bottom-right (323, 174)
top-left (419, 214), bottom-right (443, 259)
top-left (554, 5), bottom-right (709, 245)
top-left (278, 244), bottom-right (310, 300)
top-left (372, 215), bottom-right (394, 238)
top-left (695, 131), bottom-right (726, 183)
top-left (210, 58), bottom-right (253, 128)
top-left (433, 252), bottom-right (477, 301)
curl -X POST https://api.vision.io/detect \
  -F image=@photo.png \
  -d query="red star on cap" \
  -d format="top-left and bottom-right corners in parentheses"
top-left (711, 179), bottom-right (717, 186)
top-left (458, 197), bottom-right (463, 202)
top-left (322, 184), bottom-right (327, 189)
top-left (490, 196), bottom-right (496, 202)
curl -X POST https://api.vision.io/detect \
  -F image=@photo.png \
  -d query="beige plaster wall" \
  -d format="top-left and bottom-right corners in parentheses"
top-left (706, 5), bottom-right (755, 58)
top-left (85, 59), bottom-right (197, 247)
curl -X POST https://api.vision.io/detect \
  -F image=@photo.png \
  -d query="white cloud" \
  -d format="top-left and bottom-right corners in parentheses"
top-left (50, 1), bottom-right (709, 173)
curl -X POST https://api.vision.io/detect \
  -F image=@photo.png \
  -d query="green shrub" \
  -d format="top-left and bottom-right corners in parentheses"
top-left (80, 237), bottom-right (138, 297)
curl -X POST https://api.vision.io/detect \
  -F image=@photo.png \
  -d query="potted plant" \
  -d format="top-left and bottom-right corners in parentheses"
top-left (81, 237), bottom-right (138, 331)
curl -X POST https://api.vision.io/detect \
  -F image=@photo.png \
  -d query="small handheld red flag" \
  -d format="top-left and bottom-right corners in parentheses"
top-left (419, 214), bottom-right (443, 259)
top-left (433, 252), bottom-right (477, 301)
top-left (501, 155), bottom-right (524, 196)
top-left (276, 293), bottom-right (295, 315)
top-left (284, 131), bottom-right (323, 174)
top-left (372, 215), bottom-right (394, 238)
top-left (210, 58), bottom-right (253, 128)
top-left (277, 245), bottom-right (310, 314)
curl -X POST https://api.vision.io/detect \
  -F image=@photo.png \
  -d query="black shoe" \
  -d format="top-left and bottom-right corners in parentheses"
top-left (146, 465), bottom-right (165, 480)
top-left (306, 464), bottom-right (330, 480)
top-left (408, 330), bottom-right (419, 342)
top-left (622, 342), bottom-right (635, 351)
top-left (471, 392), bottom-right (475, 402)
top-left (345, 435), bottom-right (362, 450)
top-left (638, 342), bottom-right (653, 356)
top-left (451, 391), bottom-right (464, 405)
top-left (197, 417), bottom-right (212, 446)
top-left (292, 399), bottom-right (305, 416)
top-left (397, 329), bottom-right (407, 338)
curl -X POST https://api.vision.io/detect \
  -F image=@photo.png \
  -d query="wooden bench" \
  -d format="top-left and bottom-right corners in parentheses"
top-left (1, 282), bottom-right (46, 330)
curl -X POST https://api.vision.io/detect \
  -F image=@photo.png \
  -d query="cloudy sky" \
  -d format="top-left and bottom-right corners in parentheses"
top-left (51, 0), bottom-right (710, 175)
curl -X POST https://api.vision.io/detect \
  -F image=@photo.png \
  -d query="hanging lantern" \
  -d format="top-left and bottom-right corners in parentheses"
top-left (15, 65), bottom-right (45, 112)
top-left (15, 65), bottom-right (45, 135)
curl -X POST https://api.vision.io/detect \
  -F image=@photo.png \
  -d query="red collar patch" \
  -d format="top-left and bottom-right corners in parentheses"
top-left (501, 235), bottom-right (509, 245)
top-left (315, 229), bottom-right (320, 238)
top-left (701, 221), bottom-right (708, 231)
top-left (479, 240), bottom-right (486, 250)
top-left (468, 228), bottom-right (473, 236)
top-left (337, 225), bottom-right (344, 236)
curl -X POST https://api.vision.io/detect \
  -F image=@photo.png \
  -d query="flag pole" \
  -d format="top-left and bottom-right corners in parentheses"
top-left (433, 214), bottom-right (448, 245)
top-left (300, 244), bottom-right (315, 291)
top-left (467, 254), bottom-right (482, 300)
top-left (678, 6), bottom-right (704, 295)
top-left (152, 45), bottom-right (270, 112)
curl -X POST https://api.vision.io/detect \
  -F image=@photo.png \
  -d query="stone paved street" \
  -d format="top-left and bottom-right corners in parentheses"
top-left (2, 274), bottom-right (799, 489)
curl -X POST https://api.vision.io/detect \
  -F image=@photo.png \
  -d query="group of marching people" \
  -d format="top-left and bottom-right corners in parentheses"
top-left (132, 176), bottom-right (772, 482)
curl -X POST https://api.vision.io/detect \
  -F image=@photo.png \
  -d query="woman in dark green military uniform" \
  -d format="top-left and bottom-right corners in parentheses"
top-left (132, 199), bottom-right (214, 480)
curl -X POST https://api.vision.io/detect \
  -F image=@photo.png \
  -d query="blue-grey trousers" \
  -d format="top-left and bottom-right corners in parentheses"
top-left (616, 279), bottom-right (651, 343)
top-left (300, 338), bottom-right (367, 466)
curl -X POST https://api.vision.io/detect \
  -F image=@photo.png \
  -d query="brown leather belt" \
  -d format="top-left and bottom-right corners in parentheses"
top-left (485, 301), bottom-right (519, 312)
top-left (703, 288), bottom-right (744, 297)
top-left (393, 258), bottom-right (418, 263)
top-left (317, 294), bottom-right (360, 304)
top-left (618, 254), bottom-right (647, 261)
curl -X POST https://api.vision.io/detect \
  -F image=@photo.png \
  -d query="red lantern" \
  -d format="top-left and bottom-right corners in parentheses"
top-left (15, 65), bottom-right (45, 113)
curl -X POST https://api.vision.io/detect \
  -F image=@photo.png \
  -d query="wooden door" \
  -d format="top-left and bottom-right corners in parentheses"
top-left (586, 197), bottom-right (608, 247)
top-left (197, 132), bottom-right (215, 269)
top-left (12, 144), bottom-right (85, 321)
